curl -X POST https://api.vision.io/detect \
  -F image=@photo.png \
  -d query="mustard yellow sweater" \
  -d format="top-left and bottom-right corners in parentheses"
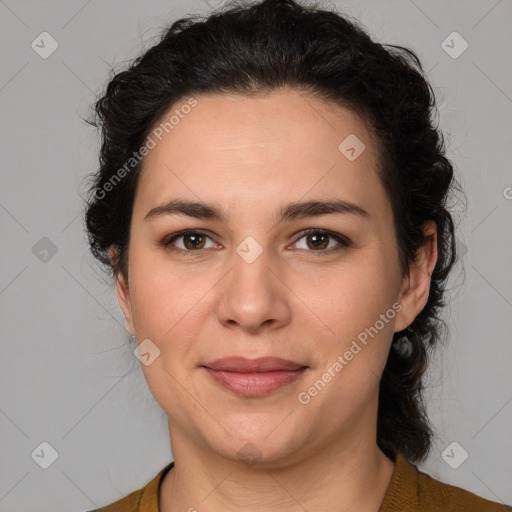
top-left (91, 453), bottom-right (511, 511)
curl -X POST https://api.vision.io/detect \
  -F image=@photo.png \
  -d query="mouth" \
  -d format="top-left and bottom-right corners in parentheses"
top-left (201, 357), bottom-right (309, 397)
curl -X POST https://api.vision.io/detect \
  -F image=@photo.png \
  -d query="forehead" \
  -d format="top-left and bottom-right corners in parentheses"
top-left (133, 88), bottom-right (388, 222)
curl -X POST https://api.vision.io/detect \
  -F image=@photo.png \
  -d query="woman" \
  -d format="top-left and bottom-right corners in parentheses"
top-left (84, 0), bottom-right (511, 510)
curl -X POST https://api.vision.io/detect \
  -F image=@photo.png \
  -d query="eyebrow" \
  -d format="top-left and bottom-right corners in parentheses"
top-left (144, 198), bottom-right (370, 224)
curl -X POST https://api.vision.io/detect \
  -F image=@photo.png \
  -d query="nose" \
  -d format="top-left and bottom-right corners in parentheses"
top-left (216, 241), bottom-right (292, 334)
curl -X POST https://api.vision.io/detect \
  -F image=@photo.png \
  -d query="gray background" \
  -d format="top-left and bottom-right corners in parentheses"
top-left (1, 0), bottom-right (511, 510)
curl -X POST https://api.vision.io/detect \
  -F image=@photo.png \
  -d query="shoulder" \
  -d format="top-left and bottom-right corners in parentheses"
top-left (86, 461), bottom-right (174, 512)
top-left (414, 467), bottom-right (511, 511)
top-left (380, 453), bottom-right (512, 511)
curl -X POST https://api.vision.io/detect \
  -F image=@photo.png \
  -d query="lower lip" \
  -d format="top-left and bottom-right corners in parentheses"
top-left (203, 367), bottom-right (307, 397)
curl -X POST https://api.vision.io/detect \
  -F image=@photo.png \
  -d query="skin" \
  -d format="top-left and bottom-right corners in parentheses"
top-left (113, 87), bottom-right (437, 511)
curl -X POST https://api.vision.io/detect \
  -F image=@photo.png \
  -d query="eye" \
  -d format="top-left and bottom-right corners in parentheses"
top-left (163, 230), bottom-right (218, 255)
top-left (291, 229), bottom-right (351, 253)
top-left (162, 228), bottom-right (351, 257)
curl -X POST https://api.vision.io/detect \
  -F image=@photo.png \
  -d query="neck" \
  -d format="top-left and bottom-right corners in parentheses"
top-left (159, 426), bottom-right (395, 512)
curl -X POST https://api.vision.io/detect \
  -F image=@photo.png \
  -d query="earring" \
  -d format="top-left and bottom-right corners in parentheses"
top-left (392, 324), bottom-right (414, 357)
top-left (129, 335), bottom-right (137, 344)
top-left (393, 335), bottom-right (413, 356)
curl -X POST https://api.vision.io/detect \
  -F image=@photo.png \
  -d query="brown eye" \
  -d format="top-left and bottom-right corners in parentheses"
top-left (305, 232), bottom-right (329, 250)
top-left (293, 229), bottom-right (351, 253)
top-left (181, 233), bottom-right (206, 250)
top-left (164, 230), bottom-right (216, 254)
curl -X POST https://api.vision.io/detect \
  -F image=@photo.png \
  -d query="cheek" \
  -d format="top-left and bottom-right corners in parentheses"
top-left (304, 258), bottom-right (396, 336)
top-left (128, 249), bottom-right (203, 336)
top-left (293, 254), bottom-right (399, 398)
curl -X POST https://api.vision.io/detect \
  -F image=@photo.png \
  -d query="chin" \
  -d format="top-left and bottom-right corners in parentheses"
top-left (199, 416), bottom-right (308, 468)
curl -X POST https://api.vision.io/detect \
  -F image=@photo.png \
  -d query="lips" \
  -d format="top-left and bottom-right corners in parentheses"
top-left (204, 356), bottom-right (306, 372)
top-left (201, 357), bottom-right (308, 397)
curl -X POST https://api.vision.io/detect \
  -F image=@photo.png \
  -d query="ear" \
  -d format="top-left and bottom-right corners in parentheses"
top-left (394, 220), bottom-right (438, 333)
top-left (110, 245), bottom-right (136, 336)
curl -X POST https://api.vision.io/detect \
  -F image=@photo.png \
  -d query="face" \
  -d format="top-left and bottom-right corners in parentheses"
top-left (115, 88), bottom-right (436, 467)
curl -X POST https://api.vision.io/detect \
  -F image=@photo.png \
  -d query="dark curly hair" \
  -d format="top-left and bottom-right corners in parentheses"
top-left (83, 0), bottom-right (462, 463)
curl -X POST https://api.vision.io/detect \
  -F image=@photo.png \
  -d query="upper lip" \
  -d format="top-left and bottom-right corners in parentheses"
top-left (202, 357), bottom-right (307, 372)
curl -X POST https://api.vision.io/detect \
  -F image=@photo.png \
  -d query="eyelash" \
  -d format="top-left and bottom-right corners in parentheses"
top-left (162, 228), bottom-right (352, 257)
